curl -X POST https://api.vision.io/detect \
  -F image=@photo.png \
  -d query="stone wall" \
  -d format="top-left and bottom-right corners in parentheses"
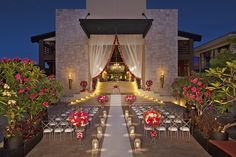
top-left (56, 9), bottom-right (89, 96)
top-left (145, 9), bottom-right (178, 96)
top-left (56, 9), bottom-right (178, 97)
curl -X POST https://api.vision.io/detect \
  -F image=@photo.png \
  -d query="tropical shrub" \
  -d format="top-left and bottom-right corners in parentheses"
top-left (0, 58), bottom-right (63, 138)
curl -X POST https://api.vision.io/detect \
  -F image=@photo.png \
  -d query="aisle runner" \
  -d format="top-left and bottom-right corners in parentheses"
top-left (100, 95), bottom-right (133, 157)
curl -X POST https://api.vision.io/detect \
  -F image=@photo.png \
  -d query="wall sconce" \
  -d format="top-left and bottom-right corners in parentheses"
top-left (97, 126), bottom-right (103, 139)
top-left (125, 110), bottom-right (129, 119)
top-left (103, 110), bottom-right (107, 118)
top-left (134, 138), bottom-right (141, 150)
top-left (160, 73), bottom-right (164, 88)
top-left (68, 74), bottom-right (73, 89)
top-left (92, 138), bottom-right (99, 152)
top-left (100, 118), bottom-right (105, 126)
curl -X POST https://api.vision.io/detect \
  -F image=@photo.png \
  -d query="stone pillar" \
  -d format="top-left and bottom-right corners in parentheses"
top-left (145, 9), bottom-right (178, 96)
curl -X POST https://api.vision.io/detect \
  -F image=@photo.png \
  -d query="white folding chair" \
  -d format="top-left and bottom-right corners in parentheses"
top-left (42, 121), bottom-right (53, 140)
top-left (179, 119), bottom-right (191, 139)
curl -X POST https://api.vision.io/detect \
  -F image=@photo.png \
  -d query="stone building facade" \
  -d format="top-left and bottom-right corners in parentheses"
top-left (31, 0), bottom-right (201, 97)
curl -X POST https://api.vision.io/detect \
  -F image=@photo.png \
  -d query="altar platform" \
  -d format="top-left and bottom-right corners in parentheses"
top-left (96, 81), bottom-right (138, 94)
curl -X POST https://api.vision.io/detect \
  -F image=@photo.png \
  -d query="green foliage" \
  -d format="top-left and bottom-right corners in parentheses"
top-left (0, 58), bottom-right (63, 138)
top-left (210, 49), bottom-right (236, 68)
top-left (206, 60), bottom-right (236, 113)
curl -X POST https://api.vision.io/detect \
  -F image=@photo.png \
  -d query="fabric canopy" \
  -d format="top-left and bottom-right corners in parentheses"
top-left (88, 35), bottom-right (144, 78)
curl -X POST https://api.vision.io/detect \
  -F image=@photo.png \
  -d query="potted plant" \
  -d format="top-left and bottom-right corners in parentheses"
top-left (0, 58), bottom-right (63, 153)
top-left (205, 60), bottom-right (236, 140)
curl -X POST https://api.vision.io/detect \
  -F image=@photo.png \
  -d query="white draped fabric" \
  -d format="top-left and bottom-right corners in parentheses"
top-left (89, 35), bottom-right (144, 78)
top-left (89, 35), bottom-right (113, 78)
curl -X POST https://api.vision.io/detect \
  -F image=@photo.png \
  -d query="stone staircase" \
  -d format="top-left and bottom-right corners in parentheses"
top-left (96, 81), bottom-right (138, 94)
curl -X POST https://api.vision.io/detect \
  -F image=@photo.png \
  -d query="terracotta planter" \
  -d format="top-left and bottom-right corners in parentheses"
top-left (210, 132), bottom-right (228, 141)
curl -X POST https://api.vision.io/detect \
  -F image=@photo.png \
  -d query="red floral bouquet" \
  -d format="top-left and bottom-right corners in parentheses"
top-left (146, 80), bottom-right (153, 91)
top-left (80, 81), bottom-right (88, 92)
top-left (68, 111), bottom-right (89, 127)
top-left (143, 109), bottom-right (161, 137)
top-left (68, 111), bottom-right (89, 140)
top-left (125, 95), bottom-right (136, 107)
top-left (97, 95), bottom-right (108, 107)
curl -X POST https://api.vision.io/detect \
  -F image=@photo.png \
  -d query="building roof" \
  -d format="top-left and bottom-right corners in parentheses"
top-left (31, 32), bottom-right (55, 43)
top-left (178, 31), bottom-right (202, 41)
top-left (31, 30), bottom-right (201, 43)
top-left (195, 31), bottom-right (236, 52)
top-left (79, 19), bottom-right (153, 38)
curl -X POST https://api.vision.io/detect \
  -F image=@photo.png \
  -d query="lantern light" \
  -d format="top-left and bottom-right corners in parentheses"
top-left (92, 138), bottom-right (99, 151)
top-left (125, 110), bottom-right (129, 119)
top-left (127, 117), bottom-right (132, 126)
top-left (100, 118), bottom-right (105, 126)
top-left (103, 110), bottom-right (107, 118)
top-left (134, 138), bottom-right (141, 150)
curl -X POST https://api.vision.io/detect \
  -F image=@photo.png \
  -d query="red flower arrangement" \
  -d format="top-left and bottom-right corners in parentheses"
top-left (68, 111), bottom-right (89, 127)
top-left (125, 95), bottom-right (136, 107)
top-left (143, 109), bottom-right (161, 128)
top-left (143, 109), bottom-right (161, 137)
top-left (97, 95), bottom-right (109, 107)
top-left (146, 80), bottom-right (153, 91)
top-left (67, 111), bottom-right (89, 140)
top-left (80, 81), bottom-right (88, 92)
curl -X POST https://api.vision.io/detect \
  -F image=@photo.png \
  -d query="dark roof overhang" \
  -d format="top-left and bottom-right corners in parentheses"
top-left (30, 30), bottom-right (202, 43)
top-left (178, 30), bottom-right (202, 42)
top-left (79, 19), bottom-right (153, 38)
top-left (31, 32), bottom-right (55, 43)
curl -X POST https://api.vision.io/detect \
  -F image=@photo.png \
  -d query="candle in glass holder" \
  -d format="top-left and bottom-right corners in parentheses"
top-left (92, 138), bottom-right (99, 151)
top-left (125, 110), bottom-right (129, 119)
top-left (127, 117), bottom-right (132, 126)
top-left (103, 110), bottom-right (107, 118)
top-left (134, 138), bottom-right (141, 150)
top-left (101, 118), bottom-right (105, 126)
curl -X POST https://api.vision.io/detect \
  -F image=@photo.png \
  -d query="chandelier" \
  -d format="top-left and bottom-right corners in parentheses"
top-left (113, 62), bottom-right (122, 70)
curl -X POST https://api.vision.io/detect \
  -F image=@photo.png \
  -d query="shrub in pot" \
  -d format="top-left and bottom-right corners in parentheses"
top-left (0, 58), bottom-right (62, 148)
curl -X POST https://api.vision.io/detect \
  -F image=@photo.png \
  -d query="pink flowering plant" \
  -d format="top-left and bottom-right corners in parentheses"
top-left (182, 74), bottom-right (212, 115)
top-left (0, 58), bottom-right (62, 138)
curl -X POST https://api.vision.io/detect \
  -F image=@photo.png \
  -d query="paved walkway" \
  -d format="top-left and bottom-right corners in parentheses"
top-left (100, 94), bottom-right (133, 157)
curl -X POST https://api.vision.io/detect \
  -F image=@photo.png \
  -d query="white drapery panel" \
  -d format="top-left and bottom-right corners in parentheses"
top-left (89, 35), bottom-right (114, 78)
top-left (120, 44), bottom-right (143, 78)
top-left (89, 35), bottom-right (144, 78)
top-left (118, 35), bottom-right (143, 78)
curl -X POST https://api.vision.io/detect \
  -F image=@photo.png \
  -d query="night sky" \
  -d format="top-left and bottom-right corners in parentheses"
top-left (0, 0), bottom-right (236, 62)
